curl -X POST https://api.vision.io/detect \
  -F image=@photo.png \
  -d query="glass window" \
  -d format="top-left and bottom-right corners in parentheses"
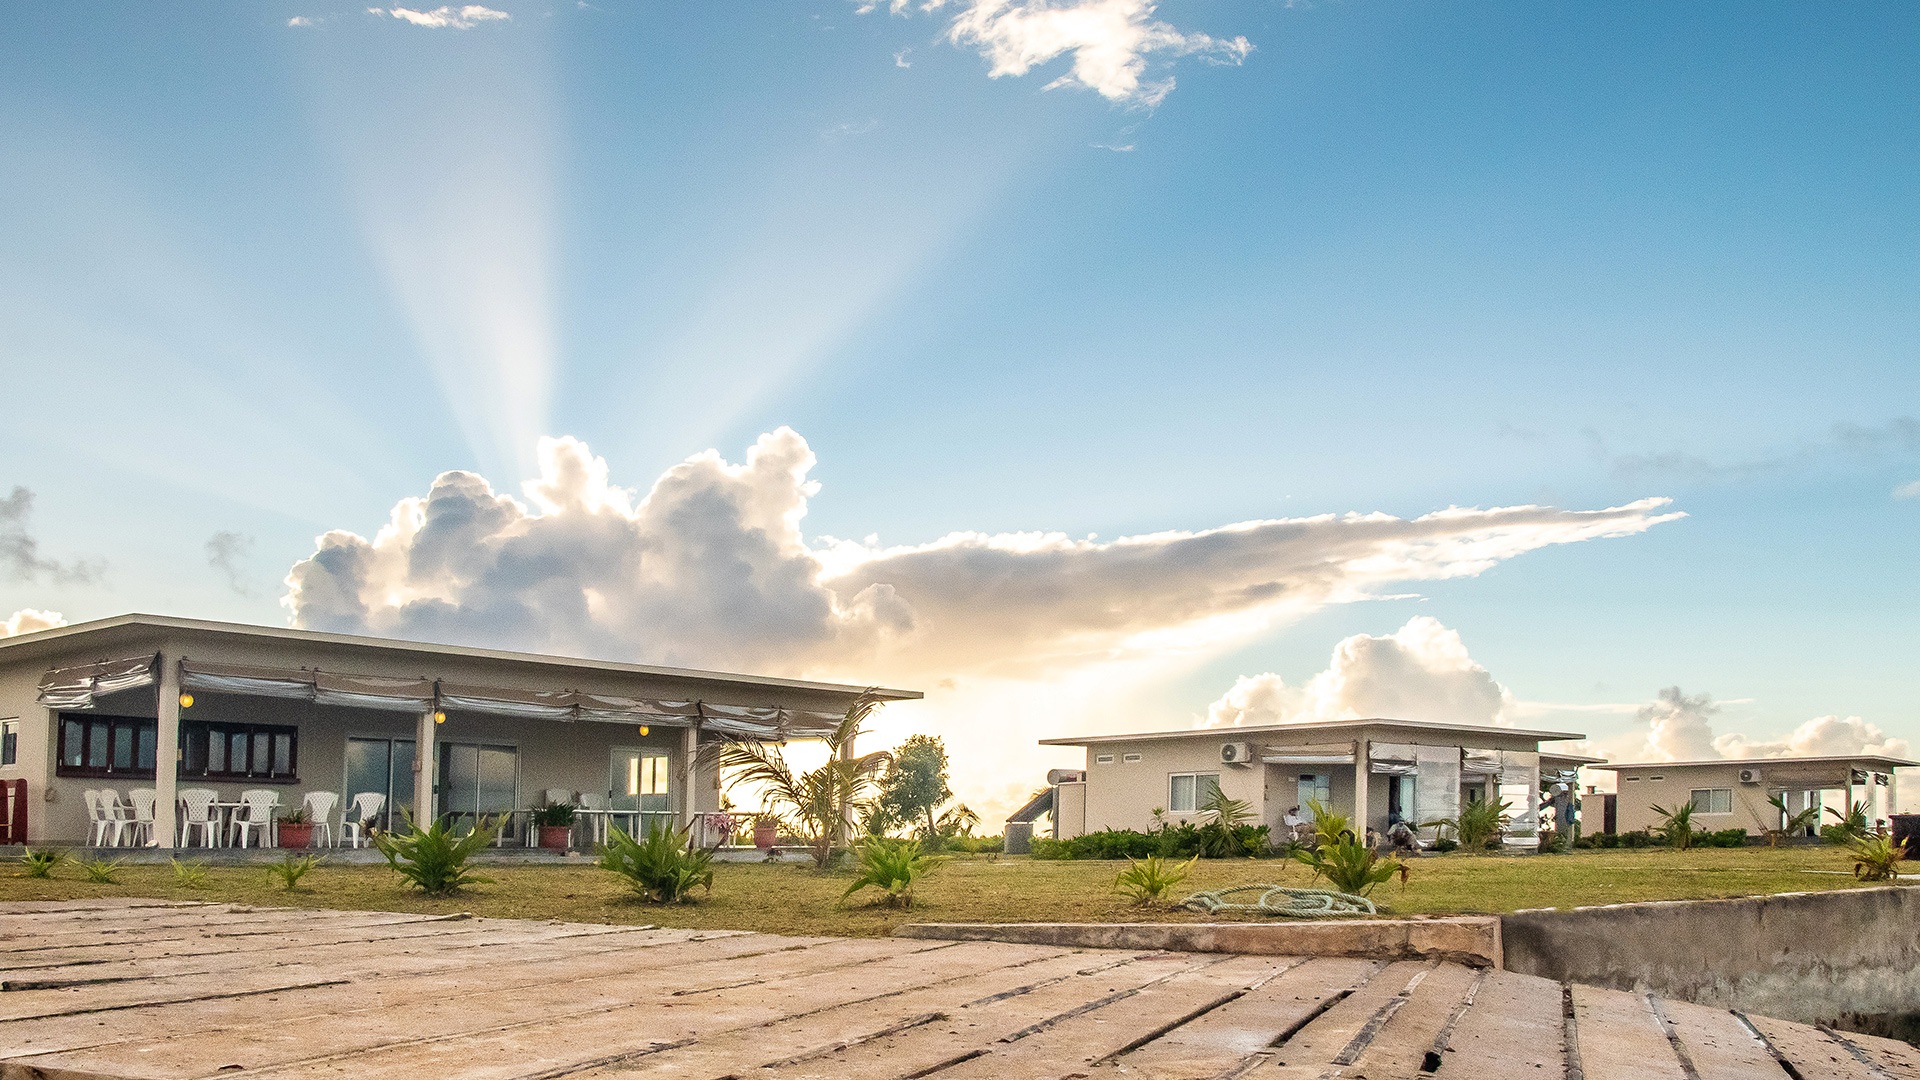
top-left (55, 715), bottom-right (158, 778)
top-left (1169, 772), bottom-right (1220, 813)
top-left (1691, 788), bottom-right (1733, 814)
top-left (0, 719), bottom-right (14, 767)
top-left (178, 721), bottom-right (299, 781)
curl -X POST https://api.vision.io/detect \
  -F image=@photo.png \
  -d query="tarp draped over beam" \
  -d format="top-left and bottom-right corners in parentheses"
top-left (1261, 741), bottom-right (1357, 765)
top-left (165, 660), bottom-right (849, 738)
top-left (37, 654), bottom-right (158, 709)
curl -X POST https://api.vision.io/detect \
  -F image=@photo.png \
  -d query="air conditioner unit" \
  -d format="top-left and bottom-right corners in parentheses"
top-left (1738, 768), bottom-right (1762, 785)
top-left (1220, 742), bottom-right (1256, 766)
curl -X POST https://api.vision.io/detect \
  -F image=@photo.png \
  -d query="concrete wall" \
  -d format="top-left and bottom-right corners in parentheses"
top-left (1053, 781), bottom-right (1086, 839)
top-left (1502, 887), bottom-right (1920, 1027)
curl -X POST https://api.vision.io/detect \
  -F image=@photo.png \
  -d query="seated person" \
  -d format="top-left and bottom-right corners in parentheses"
top-left (1385, 819), bottom-right (1419, 853)
top-left (1281, 805), bottom-right (1307, 839)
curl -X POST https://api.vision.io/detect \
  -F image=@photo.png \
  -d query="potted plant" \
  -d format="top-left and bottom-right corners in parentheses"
top-left (277, 808), bottom-right (315, 849)
top-left (751, 813), bottom-right (780, 850)
top-left (532, 804), bottom-right (577, 850)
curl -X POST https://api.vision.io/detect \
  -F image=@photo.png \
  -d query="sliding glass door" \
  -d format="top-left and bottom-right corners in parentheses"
top-left (610, 747), bottom-right (674, 837)
top-left (344, 737), bottom-right (416, 832)
top-left (439, 742), bottom-right (518, 836)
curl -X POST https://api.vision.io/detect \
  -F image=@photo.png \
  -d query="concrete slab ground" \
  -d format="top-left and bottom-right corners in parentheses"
top-left (0, 899), bottom-right (1913, 1079)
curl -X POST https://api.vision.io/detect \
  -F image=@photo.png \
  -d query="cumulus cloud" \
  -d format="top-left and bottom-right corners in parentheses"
top-left (1895, 480), bottom-right (1920, 500)
top-left (861, 0), bottom-right (1250, 107)
top-left (369, 5), bottom-right (510, 29)
top-left (206, 531), bottom-right (257, 597)
top-left (286, 429), bottom-right (1680, 683)
top-left (1, 487), bottom-right (103, 586)
top-left (1, 609), bottom-right (63, 638)
top-left (1607, 686), bottom-right (1911, 763)
top-left (1206, 617), bottom-right (1514, 729)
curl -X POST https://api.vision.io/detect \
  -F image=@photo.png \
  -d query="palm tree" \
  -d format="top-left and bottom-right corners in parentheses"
top-left (1649, 802), bottom-right (1696, 849)
top-left (717, 692), bottom-right (892, 869)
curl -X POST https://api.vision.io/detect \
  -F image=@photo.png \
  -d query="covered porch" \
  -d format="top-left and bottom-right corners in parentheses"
top-left (30, 637), bottom-right (909, 853)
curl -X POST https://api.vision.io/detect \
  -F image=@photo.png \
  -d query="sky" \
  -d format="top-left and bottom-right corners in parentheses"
top-left (2, 1), bottom-right (1916, 820)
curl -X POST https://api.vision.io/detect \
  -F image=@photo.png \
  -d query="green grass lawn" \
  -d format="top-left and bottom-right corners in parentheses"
top-left (0, 845), bottom-right (1888, 938)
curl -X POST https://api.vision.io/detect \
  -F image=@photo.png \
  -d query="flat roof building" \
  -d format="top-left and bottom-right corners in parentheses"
top-left (0, 614), bottom-right (917, 849)
top-left (1037, 718), bottom-right (1599, 845)
top-left (1591, 755), bottom-right (1913, 838)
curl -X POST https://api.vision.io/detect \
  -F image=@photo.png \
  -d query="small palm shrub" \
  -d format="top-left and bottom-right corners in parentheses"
top-left (1825, 800), bottom-right (1869, 842)
top-left (1649, 802), bottom-right (1697, 849)
top-left (1767, 795), bottom-right (1821, 847)
top-left (531, 803), bottom-right (577, 828)
top-left (268, 853), bottom-right (323, 890)
top-left (170, 858), bottom-right (209, 887)
top-left (373, 814), bottom-right (499, 895)
top-left (1428, 798), bottom-right (1509, 851)
top-left (1305, 799), bottom-right (1353, 847)
top-left (1293, 839), bottom-right (1402, 898)
top-left (18, 848), bottom-right (65, 879)
top-left (1847, 832), bottom-right (1905, 882)
top-left (598, 825), bottom-right (714, 903)
top-left (77, 856), bottom-right (124, 884)
top-left (842, 836), bottom-right (945, 908)
top-left (1113, 854), bottom-right (1195, 906)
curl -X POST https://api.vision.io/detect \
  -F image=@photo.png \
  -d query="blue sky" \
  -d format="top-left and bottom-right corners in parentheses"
top-left (2, 1), bottom-right (1916, 806)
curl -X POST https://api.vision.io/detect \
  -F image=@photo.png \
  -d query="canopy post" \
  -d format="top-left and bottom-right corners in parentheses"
top-left (1351, 738), bottom-right (1369, 843)
top-left (152, 656), bottom-right (180, 850)
top-left (680, 722), bottom-right (700, 832)
top-left (415, 688), bottom-right (438, 827)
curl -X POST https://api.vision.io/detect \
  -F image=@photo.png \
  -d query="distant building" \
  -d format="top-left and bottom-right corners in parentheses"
top-left (1035, 719), bottom-right (1598, 844)
top-left (1592, 755), bottom-right (1913, 837)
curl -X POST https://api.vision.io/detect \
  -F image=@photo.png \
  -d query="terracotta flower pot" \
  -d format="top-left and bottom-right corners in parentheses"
top-left (278, 824), bottom-right (315, 849)
top-left (752, 822), bottom-right (778, 850)
top-left (538, 825), bottom-right (572, 850)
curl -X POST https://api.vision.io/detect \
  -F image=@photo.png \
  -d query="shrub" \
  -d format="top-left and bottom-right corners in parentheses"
top-left (1846, 832), bottom-right (1905, 882)
top-left (599, 825), bottom-right (714, 903)
top-left (531, 804), bottom-right (577, 828)
top-left (1113, 854), bottom-right (1195, 906)
top-left (1430, 837), bottom-right (1459, 854)
top-left (1593, 832), bottom-right (1621, 849)
top-left (1426, 798), bottom-right (1508, 851)
top-left (1028, 838), bottom-right (1069, 860)
top-left (1620, 830), bottom-right (1653, 848)
top-left (268, 853), bottom-right (322, 890)
top-left (1305, 799), bottom-right (1353, 847)
top-left (1820, 823), bottom-right (1856, 845)
top-left (77, 857), bottom-right (124, 884)
top-left (1701, 828), bottom-right (1750, 848)
top-left (18, 848), bottom-right (65, 879)
top-left (948, 834), bottom-right (1004, 855)
top-left (170, 858), bottom-right (209, 887)
top-left (373, 814), bottom-right (499, 895)
top-left (1826, 800), bottom-right (1869, 841)
top-left (1294, 839), bottom-right (1403, 898)
top-left (842, 836), bottom-right (944, 908)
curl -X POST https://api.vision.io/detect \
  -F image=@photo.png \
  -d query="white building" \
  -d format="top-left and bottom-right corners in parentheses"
top-left (1592, 755), bottom-right (1912, 837)
top-left (1037, 718), bottom-right (1598, 844)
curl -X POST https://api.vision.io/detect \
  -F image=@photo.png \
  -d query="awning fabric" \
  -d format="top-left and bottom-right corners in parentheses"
top-left (1369, 742), bottom-right (1418, 763)
top-left (176, 661), bottom-right (848, 739)
top-left (1370, 761), bottom-right (1418, 776)
top-left (1262, 739), bottom-right (1357, 766)
top-left (38, 654), bottom-right (159, 709)
top-left (1461, 748), bottom-right (1503, 776)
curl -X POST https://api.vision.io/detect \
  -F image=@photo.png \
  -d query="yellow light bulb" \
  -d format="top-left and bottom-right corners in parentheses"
top-left (178, 692), bottom-right (194, 709)
top-left (433, 710), bottom-right (446, 724)
top-left (639, 724), bottom-right (650, 737)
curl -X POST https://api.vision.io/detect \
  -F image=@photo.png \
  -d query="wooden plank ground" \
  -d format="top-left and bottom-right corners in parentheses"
top-left (0, 900), bottom-right (1910, 1079)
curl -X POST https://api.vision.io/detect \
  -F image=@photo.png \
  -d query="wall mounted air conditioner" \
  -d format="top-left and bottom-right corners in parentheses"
top-left (1220, 742), bottom-right (1256, 766)
top-left (1738, 768), bottom-right (1763, 785)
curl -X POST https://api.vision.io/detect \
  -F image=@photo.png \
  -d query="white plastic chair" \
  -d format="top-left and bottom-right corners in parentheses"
top-left (302, 791), bottom-right (339, 848)
top-left (178, 788), bottom-right (221, 847)
top-left (128, 789), bottom-right (157, 847)
top-left (577, 792), bottom-right (610, 847)
top-left (342, 792), bottom-right (386, 849)
top-left (95, 789), bottom-right (133, 847)
top-left (228, 789), bottom-right (280, 848)
top-left (83, 790), bottom-right (108, 846)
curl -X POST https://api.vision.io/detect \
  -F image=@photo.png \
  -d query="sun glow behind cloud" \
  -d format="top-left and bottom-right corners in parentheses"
top-left (296, 19), bottom-right (556, 480)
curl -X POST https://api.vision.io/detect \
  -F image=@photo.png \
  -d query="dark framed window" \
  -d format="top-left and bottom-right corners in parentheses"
top-left (180, 721), bottom-right (298, 782)
top-left (56, 714), bottom-right (157, 778)
top-left (0, 719), bottom-right (15, 766)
